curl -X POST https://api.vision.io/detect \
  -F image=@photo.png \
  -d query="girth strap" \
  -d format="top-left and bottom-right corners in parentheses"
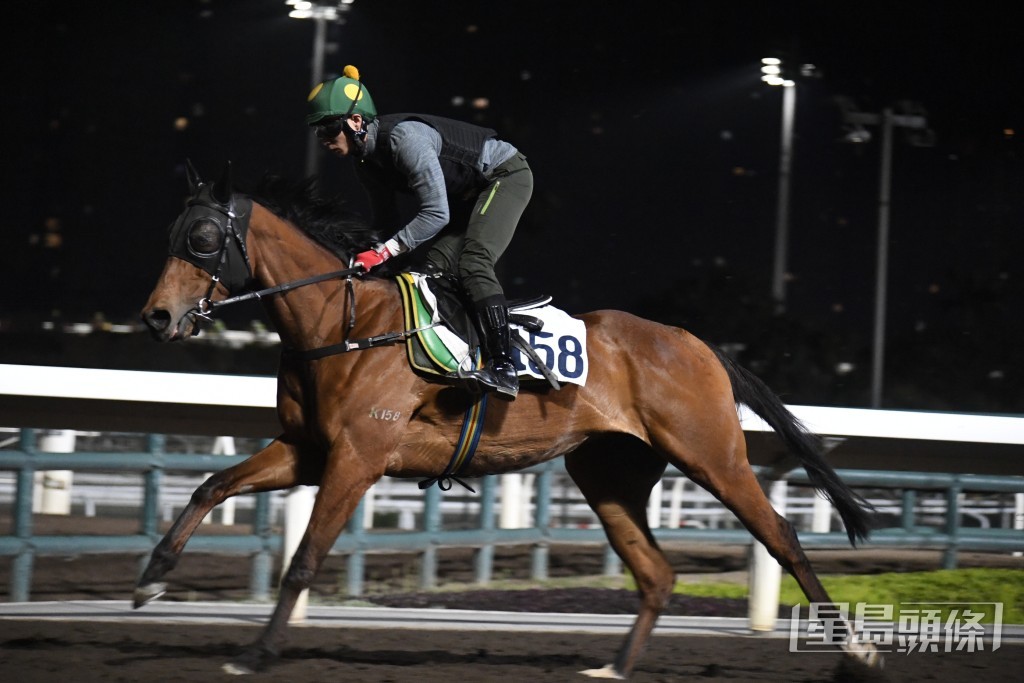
top-left (419, 384), bottom-right (488, 492)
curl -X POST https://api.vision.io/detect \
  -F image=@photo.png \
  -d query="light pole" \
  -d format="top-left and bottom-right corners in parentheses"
top-left (285, 1), bottom-right (353, 178)
top-left (761, 57), bottom-right (797, 312)
top-left (840, 104), bottom-right (930, 408)
top-left (282, 0), bottom-right (354, 624)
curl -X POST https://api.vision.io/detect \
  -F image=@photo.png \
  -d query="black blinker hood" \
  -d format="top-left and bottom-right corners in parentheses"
top-left (167, 180), bottom-right (253, 294)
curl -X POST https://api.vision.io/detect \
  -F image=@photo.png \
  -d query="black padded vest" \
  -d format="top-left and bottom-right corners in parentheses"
top-left (366, 114), bottom-right (498, 197)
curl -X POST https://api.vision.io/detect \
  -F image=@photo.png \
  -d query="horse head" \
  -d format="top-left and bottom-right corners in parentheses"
top-left (143, 163), bottom-right (383, 343)
top-left (141, 161), bottom-right (253, 341)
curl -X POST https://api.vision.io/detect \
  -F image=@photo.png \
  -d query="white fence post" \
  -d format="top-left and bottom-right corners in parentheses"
top-left (748, 479), bottom-right (787, 631)
top-left (812, 491), bottom-right (833, 533)
top-left (500, 474), bottom-right (524, 528)
top-left (667, 477), bottom-right (686, 528)
top-left (33, 430), bottom-right (76, 515)
top-left (283, 485), bottom-right (316, 623)
top-left (363, 483), bottom-right (376, 529)
top-left (647, 479), bottom-right (663, 529)
top-left (520, 473), bottom-right (535, 527)
top-left (212, 436), bottom-right (237, 525)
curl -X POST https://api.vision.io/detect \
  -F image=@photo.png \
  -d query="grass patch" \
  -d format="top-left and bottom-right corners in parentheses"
top-left (433, 574), bottom-right (629, 593)
top-left (673, 568), bottom-right (1024, 624)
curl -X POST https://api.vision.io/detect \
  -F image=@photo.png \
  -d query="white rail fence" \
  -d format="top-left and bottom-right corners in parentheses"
top-left (2, 364), bottom-right (1023, 628)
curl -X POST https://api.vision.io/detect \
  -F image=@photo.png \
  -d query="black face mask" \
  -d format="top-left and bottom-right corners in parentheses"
top-left (167, 184), bottom-right (253, 294)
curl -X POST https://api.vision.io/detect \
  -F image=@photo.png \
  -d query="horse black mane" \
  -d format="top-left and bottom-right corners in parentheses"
top-left (245, 174), bottom-right (381, 258)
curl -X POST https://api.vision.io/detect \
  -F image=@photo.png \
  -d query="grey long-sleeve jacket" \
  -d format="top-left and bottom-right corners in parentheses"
top-left (355, 117), bottom-right (516, 250)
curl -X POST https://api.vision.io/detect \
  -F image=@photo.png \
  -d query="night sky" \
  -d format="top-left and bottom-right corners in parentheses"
top-left (5, 2), bottom-right (1023, 360)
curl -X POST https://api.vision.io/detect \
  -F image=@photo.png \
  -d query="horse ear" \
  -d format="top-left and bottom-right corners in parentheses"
top-left (212, 161), bottom-right (233, 205)
top-left (185, 158), bottom-right (203, 194)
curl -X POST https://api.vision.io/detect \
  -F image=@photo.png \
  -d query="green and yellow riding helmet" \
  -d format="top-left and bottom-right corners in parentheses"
top-left (306, 64), bottom-right (377, 125)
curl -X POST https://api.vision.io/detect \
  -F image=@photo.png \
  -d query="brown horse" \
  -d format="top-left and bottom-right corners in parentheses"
top-left (138, 164), bottom-right (882, 678)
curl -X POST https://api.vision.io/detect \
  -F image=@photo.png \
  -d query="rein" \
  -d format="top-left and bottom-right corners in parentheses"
top-left (179, 186), bottom-right (437, 359)
top-left (203, 266), bottom-right (362, 313)
top-left (193, 263), bottom-right (441, 361)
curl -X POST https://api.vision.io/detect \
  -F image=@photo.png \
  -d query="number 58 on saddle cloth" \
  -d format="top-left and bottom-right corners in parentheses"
top-left (396, 272), bottom-right (589, 388)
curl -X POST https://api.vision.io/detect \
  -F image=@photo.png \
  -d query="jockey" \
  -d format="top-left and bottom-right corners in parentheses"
top-left (306, 65), bottom-right (533, 401)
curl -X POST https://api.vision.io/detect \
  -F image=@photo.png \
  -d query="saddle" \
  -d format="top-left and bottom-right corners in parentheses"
top-left (394, 271), bottom-right (584, 391)
top-left (395, 269), bottom-right (588, 490)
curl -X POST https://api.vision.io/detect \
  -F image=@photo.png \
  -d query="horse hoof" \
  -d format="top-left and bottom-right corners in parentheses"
top-left (844, 637), bottom-right (885, 669)
top-left (224, 646), bottom-right (275, 675)
top-left (836, 653), bottom-right (889, 682)
top-left (578, 664), bottom-right (626, 679)
top-left (222, 662), bottom-right (254, 676)
top-left (132, 582), bottom-right (167, 608)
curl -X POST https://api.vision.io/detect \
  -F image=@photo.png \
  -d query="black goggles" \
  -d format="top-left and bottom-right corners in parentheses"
top-left (314, 117), bottom-right (346, 140)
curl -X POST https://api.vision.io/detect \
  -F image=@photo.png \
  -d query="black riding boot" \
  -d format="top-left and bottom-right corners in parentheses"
top-left (459, 297), bottom-right (519, 400)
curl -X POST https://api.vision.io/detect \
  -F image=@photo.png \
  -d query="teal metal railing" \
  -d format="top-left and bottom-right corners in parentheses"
top-left (2, 428), bottom-right (1022, 601)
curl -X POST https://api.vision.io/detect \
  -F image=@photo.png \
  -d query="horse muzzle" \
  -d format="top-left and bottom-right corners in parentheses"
top-left (140, 306), bottom-right (201, 342)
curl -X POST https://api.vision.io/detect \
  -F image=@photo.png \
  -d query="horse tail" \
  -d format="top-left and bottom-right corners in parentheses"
top-left (710, 345), bottom-right (874, 546)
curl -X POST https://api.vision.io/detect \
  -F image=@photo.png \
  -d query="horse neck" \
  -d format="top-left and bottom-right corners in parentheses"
top-left (245, 203), bottom-right (398, 351)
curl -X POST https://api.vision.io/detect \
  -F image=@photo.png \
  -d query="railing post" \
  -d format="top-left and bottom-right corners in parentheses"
top-left (210, 436), bottom-right (236, 525)
top-left (531, 466), bottom-right (553, 581)
top-left (811, 491), bottom-right (832, 533)
top-left (33, 430), bottom-right (75, 515)
top-left (250, 490), bottom-right (273, 602)
top-left (647, 478), bottom-right (663, 530)
top-left (667, 476), bottom-right (686, 529)
top-left (420, 484), bottom-right (441, 590)
top-left (901, 489), bottom-right (917, 531)
top-left (1014, 493), bottom-right (1024, 558)
top-left (10, 429), bottom-right (37, 602)
top-left (474, 476), bottom-right (497, 584)
top-left (943, 483), bottom-right (962, 570)
top-left (142, 434), bottom-right (164, 538)
top-left (603, 544), bottom-right (621, 576)
top-left (500, 473), bottom-right (524, 528)
top-left (346, 497), bottom-right (367, 597)
top-left (748, 479), bottom-right (788, 631)
top-left (362, 483), bottom-right (376, 529)
top-left (283, 485), bottom-right (316, 622)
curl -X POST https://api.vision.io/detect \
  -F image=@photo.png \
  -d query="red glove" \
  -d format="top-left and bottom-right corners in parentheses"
top-left (354, 239), bottom-right (402, 272)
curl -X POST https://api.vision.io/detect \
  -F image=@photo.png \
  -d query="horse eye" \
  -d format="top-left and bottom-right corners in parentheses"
top-left (187, 219), bottom-right (222, 256)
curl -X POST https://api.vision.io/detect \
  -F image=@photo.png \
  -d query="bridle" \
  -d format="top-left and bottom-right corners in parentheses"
top-left (170, 186), bottom-right (359, 333)
top-left (167, 187), bottom-right (255, 335)
top-left (170, 186), bottom-right (432, 358)
top-left (189, 197), bottom-right (253, 326)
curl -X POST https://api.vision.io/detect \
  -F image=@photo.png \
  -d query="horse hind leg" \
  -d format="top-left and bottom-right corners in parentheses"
top-left (684, 453), bottom-right (883, 670)
top-left (564, 436), bottom-right (673, 680)
top-left (134, 438), bottom-right (320, 608)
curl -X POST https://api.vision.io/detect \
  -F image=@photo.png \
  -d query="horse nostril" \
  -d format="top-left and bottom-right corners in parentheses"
top-left (142, 309), bottom-right (171, 332)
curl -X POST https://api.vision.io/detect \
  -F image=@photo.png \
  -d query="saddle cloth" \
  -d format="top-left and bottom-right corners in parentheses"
top-left (395, 272), bottom-right (588, 387)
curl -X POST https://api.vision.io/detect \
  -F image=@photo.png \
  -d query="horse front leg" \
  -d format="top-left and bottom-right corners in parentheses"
top-left (565, 441), bottom-right (673, 680)
top-left (134, 437), bottom-right (320, 607)
top-left (224, 451), bottom-right (384, 675)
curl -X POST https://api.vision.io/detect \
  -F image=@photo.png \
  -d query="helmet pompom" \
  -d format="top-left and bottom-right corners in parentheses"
top-left (343, 65), bottom-right (360, 81)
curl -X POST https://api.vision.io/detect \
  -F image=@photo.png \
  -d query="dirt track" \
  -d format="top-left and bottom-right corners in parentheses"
top-left (2, 617), bottom-right (1021, 682)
